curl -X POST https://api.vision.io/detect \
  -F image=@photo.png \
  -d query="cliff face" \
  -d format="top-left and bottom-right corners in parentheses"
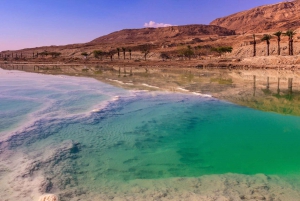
top-left (210, 0), bottom-right (300, 34)
top-left (89, 24), bottom-right (235, 44)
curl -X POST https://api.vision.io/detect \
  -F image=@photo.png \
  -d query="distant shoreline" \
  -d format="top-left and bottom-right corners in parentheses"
top-left (1, 55), bottom-right (300, 71)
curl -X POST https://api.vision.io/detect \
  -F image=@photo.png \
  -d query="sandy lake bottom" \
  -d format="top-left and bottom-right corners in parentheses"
top-left (1, 68), bottom-right (300, 201)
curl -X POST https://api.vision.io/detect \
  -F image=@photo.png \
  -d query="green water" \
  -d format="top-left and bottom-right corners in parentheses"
top-left (21, 94), bottom-right (300, 186)
top-left (2, 69), bottom-right (300, 199)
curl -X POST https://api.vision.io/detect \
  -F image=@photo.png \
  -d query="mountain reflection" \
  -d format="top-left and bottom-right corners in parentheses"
top-left (1, 64), bottom-right (300, 116)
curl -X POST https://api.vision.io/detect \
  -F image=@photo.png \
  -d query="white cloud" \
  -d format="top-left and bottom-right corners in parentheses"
top-left (144, 21), bottom-right (174, 28)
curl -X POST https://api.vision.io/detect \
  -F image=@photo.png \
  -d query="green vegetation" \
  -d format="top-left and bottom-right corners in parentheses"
top-left (93, 50), bottom-right (103, 60)
top-left (251, 29), bottom-right (296, 56)
top-left (117, 48), bottom-right (120, 59)
top-left (194, 45), bottom-right (202, 58)
top-left (38, 51), bottom-right (61, 58)
top-left (178, 45), bottom-right (194, 60)
top-left (253, 34), bottom-right (256, 57)
top-left (284, 30), bottom-right (296, 55)
top-left (273, 31), bottom-right (282, 55)
top-left (108, 50), bottom-right (116, 61)
top-left (210, 78), bottom-right (233, 85)
top-left (273, 93), bottom-right (294, 101)
top-left (129, 49), bottom-right (132, 60)
top-left (261, 34), bottom-right (272, 56)
top-left (39, 51), bottom-right (49, 57)
top-left (122, 47), bottom-right (126, 60)
top-left (141, 46), bottom-right (150, 61)
top-left (94, 70), bottom-right (103, 74)
top-left (211, 46), bottom-right (233, 56)
top-left (184, 45), bottom-right (194, 60)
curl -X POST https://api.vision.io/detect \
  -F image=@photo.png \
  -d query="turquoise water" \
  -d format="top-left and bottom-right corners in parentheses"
top-left (27, 94), bottom-right (300, 181)
top-left (1, 69), bottom-right (300, 199)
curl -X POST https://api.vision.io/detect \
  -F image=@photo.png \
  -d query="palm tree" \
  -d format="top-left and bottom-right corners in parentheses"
top-left (253, 34), bottom-right (256, 57)
top-left (284, 30), bottom-right (296, 55)
top-left (129, 49), bottom-right (132, 60)
top-left (273, 31), bottom-right (282, 55)
top-left (93, 50), bottom-right (103, 60)
top-left (194, 45), bottom-right (202, 58)
top-left (116, 48), bottom-right (120, 59)
top-left (261, 34), bottom-right (272, 56)
top-left (108, 50), bottom-right (116, 61)
top-left (141, 48), bottom-right (150, 61)
top-left (122, 47), bottom-right (126, 60)
top-left (142, 49), bottom-right (150, 61)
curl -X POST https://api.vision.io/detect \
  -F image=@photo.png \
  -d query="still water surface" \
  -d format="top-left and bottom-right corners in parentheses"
top-left (1, 66), bottom-right (300, 200)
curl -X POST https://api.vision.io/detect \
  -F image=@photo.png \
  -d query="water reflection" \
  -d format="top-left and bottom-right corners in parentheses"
top-left (1, 64), bottom-right (300, 116)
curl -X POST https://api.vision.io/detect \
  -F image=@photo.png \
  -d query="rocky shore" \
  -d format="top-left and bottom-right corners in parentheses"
top-left (1, 55), bottom-right (300, 72)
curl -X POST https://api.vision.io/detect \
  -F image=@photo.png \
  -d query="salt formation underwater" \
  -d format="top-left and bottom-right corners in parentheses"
top-left (1, 68), bottom-right (300, 201)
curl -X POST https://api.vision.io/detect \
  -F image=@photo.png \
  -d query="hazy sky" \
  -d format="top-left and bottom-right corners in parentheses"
top-left (1, 0), bottom-right (281, 51)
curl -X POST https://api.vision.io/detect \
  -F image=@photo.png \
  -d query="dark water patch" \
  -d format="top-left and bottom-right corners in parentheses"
top-left (131, 135), bottom-right (165, 150)
top-left (128, 167), bottom-right (137, 172)
top-left (113, 140), bottom-right (126, 147)
top-left (4, 118), bottom-right (69, 150)
top-left (123, 157), bottom-right (139, 164)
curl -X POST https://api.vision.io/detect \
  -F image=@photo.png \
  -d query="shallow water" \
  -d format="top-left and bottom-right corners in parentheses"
top-left (1, 68), bottom-right (300, 200)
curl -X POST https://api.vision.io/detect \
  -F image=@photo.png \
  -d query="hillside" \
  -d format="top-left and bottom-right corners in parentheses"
top-left (0, 24), bottom-right (236, 60)
top-left (210, 0), bottom-right (300, 34)
top-left (89, 24), bottom-right (236, 44)
top-left (2, 1), bottom-right (300, 62)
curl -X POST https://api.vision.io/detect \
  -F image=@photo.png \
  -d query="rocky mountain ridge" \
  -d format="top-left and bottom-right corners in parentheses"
top-left (0, 24), bottom-right (236, 59)
top-left (210, 0), bottom-right (300, 34)
top-left (89, 24), bottom-right (236, 44)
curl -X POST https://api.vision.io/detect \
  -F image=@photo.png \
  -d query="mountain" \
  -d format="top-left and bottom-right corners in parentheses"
top-left (89, 24), bottom-right (235, 44)
top-left (0, 24), bottom-right (236, 59)
top-left (210, 0), bottom-right (300, 34)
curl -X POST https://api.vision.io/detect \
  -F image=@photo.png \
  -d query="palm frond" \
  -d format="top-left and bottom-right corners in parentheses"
top-left (273, 31), bottom-right (282, 37)
top-left (261, 34), bottom-right (272, 41)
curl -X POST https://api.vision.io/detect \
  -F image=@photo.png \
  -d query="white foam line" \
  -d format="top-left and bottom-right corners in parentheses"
top-left (91, 96), bottom-right (120, 113)
top-left (142, 83), bottom-right (159, 89)
top-left (106, 78), bottom-right (125, 85)
top-left (0, 97), bottom-right (60, 142)
top-left (192, 92), bottom-right (212, 98)
top-left (0, 83), bottom-right (126, 143)
top-left (176, 87), bottom-right (212, 98)
top-left (177, 87), bottom-right (189, 92)
top-left (1, 93), bottom-right (117, 142)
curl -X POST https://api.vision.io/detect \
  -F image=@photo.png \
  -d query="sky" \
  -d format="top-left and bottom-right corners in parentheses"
top-left (0, 0), bottom-right (282, 51)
